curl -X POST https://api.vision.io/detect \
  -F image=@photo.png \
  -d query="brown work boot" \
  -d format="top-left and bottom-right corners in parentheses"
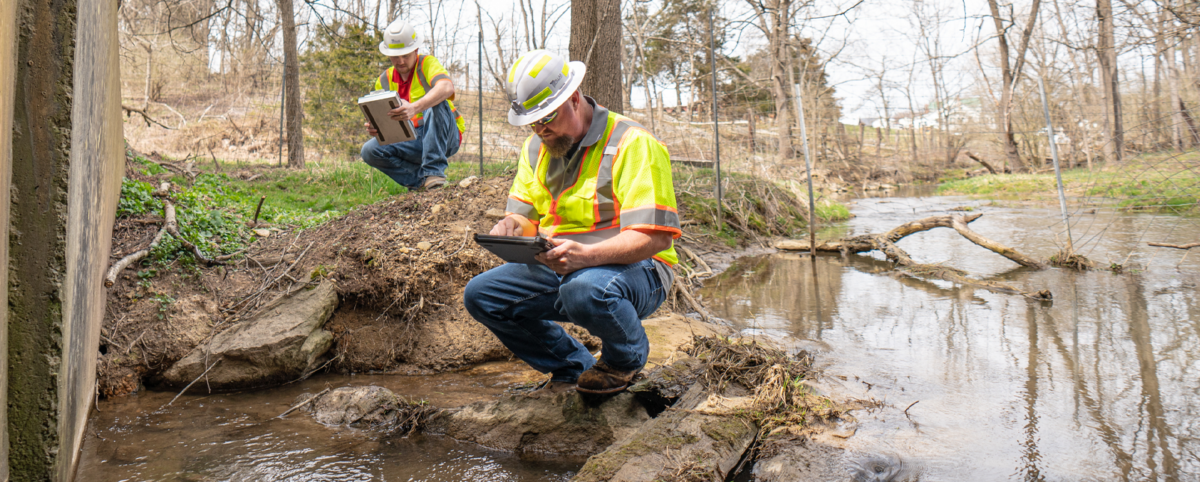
top-left (576, 361), bottom-right (638, 395)
top-left (420, 175), bottom-right (446, 190)
top-left (525, 380), bottom-right (577, 399)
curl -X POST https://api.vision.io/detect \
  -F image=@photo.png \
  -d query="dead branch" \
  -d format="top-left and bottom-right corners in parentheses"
top-left (949, 215), bottom-right (1046, 269)
top-left (162, 202), bottom-right (221, 265)
top-left (122, 104), bottom-right (175, 130)
top-left (963, 151), bottom-right (1001, 174)
top-left (277, 387), bottom-right (330, 419)
top-left (775, 213), bottom-right (1051, 300)
top-left (105, 223), bottom-right (169, 287)
top-left (1148, 242), bottom-right (1200, 250)
top-left (166, 358), bottom-right (222, 407)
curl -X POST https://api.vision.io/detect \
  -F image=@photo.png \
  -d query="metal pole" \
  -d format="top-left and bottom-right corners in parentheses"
top-left (1038, 76), bottom-right (1073, 254)
top-left (478, 32), bottom-right (484, 178)
top-left (708, 7), bottom-right (722, 230)
top-left (793, 83), bottom-right (817, 259)
top-left (277, 72), bottom-right (285, 167)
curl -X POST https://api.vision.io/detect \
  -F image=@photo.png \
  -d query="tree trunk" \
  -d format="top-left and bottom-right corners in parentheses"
top-left (569, 0), bottom-right (623, 113)
top-left (985, 0), bottom-right (1040, 172)
top-left (1097, 0), bottom-right (1123, 162)
top-left (280, 0), bottom-right (303, 168)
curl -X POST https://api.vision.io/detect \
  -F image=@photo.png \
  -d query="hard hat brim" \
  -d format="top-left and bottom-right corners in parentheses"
top-left (508, 61), bottom-right (587, 126)
top-left (379, 41), bottom-right (420, 57)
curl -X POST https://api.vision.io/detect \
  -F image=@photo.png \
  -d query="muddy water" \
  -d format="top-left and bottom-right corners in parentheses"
top-left (702, 195), bottom-right (1200, 481)
top-left (77, 362), bottom-right (582, 481)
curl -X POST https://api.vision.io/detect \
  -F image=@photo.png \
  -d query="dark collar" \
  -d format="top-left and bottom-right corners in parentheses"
top-left (578, 96), bottom-right (609, 148)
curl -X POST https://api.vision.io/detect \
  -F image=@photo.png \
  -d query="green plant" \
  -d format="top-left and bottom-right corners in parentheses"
top-left (152, 293), bottom-right (176, 319)
top-left (117, 179), bottom-right (163, 217)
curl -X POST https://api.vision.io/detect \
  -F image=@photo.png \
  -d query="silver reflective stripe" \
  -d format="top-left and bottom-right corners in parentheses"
top-left (430, 73), bottom-right (450, 85)
top-left (379, 70), bottom-right (390, 90)
top-left (506, 197), bottom-right (540, 221)
top-left (595, 120), bottom-right (646, 229)
top-left (415, 55), bottom-right (432, 91)
top-left (621, 206), bottom-right (681, 229)
top-left (555, 229), bottom-right (620, 245)
top-left (525, 135), bottom-right (543, 172)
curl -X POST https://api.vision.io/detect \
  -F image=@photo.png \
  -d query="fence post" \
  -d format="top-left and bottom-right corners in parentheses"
top-left (478, 32), bottom-right (484, 178)
top-left (1038, 76), bottom-right (1073, 254)
top-left (709, 7), bottom-right (722, 230)
top-left (793, 83), bottom-right (817, 259)
top-left (278, 72), bottom-right (285, 167)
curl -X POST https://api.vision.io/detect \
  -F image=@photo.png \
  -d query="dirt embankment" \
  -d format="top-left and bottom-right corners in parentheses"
top-left (101, 175), bottom-right (743, 397)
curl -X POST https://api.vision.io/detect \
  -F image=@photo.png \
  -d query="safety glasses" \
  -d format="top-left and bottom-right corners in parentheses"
top-left (530, 109), bottom-right (560, 129)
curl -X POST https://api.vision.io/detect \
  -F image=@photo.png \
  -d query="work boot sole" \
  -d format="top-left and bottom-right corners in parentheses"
top-left (574, 383), bottom-right (629, 395)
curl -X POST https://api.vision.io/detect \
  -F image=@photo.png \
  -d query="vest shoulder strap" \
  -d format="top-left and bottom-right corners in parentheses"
top-left (379, 69), bottom-right (391, 91)
top-left (415, 55), bottom-right (432, 91)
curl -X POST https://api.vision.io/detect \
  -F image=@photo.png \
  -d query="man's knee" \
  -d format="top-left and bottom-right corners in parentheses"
top-left (558, 272), bottom-right (611, 318)
top-left (360, 139), bottom-right (382, 165)
top-left (462, 274), bottom-right (491, 320)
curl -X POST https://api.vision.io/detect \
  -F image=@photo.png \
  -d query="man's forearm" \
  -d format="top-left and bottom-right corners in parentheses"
top-left (413, 81), bottom-right (454, 111)
top-left (582, 229), bottom-right (672, 266)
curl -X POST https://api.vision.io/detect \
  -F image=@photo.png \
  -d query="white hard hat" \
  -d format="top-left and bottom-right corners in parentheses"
top-left (505, 50), bottom-right (586, 126)
top-left (379, 19), bottom-right (422, 56)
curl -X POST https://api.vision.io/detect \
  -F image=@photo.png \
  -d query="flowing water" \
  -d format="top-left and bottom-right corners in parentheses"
top-left (701, 195), bottom-right (1200, 481)
top-left (79, 194), bottom-right (1200, 481)
top-left (77, 362), bottom-right (583, 481)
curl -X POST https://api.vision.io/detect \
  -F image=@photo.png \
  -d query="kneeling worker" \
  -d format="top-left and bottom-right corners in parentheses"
top-left (360, 18), bottom-right (466, 190)
top-left (464, 50), bottom-right (680, 396)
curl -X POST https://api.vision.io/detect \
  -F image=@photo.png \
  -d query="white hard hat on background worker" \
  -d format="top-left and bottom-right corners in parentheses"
top-left (505, 49), bottom-right (586, 126)
top-left (378, 19), bottom-right (422, 56)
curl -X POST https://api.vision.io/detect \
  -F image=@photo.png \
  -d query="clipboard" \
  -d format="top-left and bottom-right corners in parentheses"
top-left (358, 90), bottom-right (416, 145)
top-left (473, 234), bottom-right (554, 265)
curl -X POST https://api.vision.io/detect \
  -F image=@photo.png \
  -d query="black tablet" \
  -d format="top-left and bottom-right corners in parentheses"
top-left (473, 234), bottom-right (555, 265)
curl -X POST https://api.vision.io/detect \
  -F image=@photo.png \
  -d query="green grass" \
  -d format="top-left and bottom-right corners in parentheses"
top-left (937, 149), bottom-right (1200, 214)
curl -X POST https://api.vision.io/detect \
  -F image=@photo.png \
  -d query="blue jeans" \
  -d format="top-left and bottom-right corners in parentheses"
top-left (360, 100), bottom-right (460, 188)
top-left (463, 260), bottom-right (668, 383)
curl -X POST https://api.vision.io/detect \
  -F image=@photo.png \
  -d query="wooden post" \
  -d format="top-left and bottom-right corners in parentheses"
top-left (747, 112), bottom-right (756, 153)
top-left (0, 0), bottom-right (16, 474)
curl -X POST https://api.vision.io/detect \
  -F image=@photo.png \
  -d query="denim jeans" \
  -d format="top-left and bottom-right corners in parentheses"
top-left (359, 100), bottom-right (460, 188)
top-left (463, 259), bottom-right (668, 383)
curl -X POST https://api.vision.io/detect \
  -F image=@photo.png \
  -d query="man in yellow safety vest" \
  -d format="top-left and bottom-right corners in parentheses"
top-left (463, 50), bottom-right (680, 397)
top-left (360, 18), bottom-right (466, 190)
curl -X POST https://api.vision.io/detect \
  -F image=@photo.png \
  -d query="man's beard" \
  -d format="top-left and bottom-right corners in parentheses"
top-left (541, 132), bottom-right (575, 158)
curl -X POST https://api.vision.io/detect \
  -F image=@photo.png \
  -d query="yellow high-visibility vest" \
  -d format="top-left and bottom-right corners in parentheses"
top-left (374, 54), bottom-right (466, 135)
top-left (505, 101), bottom-right (680, 266)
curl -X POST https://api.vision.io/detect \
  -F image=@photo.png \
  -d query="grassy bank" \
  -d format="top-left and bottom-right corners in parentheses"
top-left (938, 150), bottom-right (1200, 214)
top-left (674, 167), bottom-right (852, 245)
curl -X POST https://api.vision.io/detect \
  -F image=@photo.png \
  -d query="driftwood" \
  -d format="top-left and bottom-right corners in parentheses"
top-left (776, 214), bottom-right (1052, 300)
top-left (1148, 242), bottom-right (1199, 250)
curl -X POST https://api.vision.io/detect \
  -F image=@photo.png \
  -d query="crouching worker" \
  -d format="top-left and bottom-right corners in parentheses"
top-left (463, 50), bottom-right (680, 397)
top-left (360, 18), bottom-right (466, 190)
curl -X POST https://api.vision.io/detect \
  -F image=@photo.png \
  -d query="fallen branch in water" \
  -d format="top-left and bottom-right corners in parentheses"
top-left (1148, 242), bottom-right (1200, 250)
top-left (166, 358), bottom-right (222, 407)
top-left (277, 387), bottom-right (331, 419)
top-left (776, 213), bottom-right (1052, 300)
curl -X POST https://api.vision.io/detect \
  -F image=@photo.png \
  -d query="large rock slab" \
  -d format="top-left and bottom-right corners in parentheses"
top-left (573, 385), bottom-right (758, 482)
top-left (159, 281), bottom-right (338, 389)
top-left (427, 391), bottom-right (650, 456)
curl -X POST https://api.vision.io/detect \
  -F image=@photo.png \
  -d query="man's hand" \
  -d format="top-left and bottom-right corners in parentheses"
top-left (489, 216), bottom-right (524, 236)
top-left (389, 102), bottom-right (423, 122)
top-left (537, 238), bottom-right (594, 275)
top-left (364, 122), bottom-right (379, 137)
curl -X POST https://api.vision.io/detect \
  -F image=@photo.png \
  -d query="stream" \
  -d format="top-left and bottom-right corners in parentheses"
top-left (79, 194), bottom-right (1200, 481)
top-left (701, 194), bottom-right (1200, 481)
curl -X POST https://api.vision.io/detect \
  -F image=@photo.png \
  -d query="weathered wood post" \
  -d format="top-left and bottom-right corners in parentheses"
top-left (7, 0), bottom-right (125, 478)
top-left (1, 0), bottom-right (18, 476)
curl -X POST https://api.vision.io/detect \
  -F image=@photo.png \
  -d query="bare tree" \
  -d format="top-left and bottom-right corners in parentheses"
top-left (1096, 0), bottom-right (1123, 161)
top-left (985, 0), bottom-right (1042, 172)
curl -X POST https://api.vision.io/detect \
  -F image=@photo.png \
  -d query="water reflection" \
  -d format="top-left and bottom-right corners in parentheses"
top-left (702, 215), bottom-right (1200, 480)
top-left (78, 364), bottom-right (580, 481)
